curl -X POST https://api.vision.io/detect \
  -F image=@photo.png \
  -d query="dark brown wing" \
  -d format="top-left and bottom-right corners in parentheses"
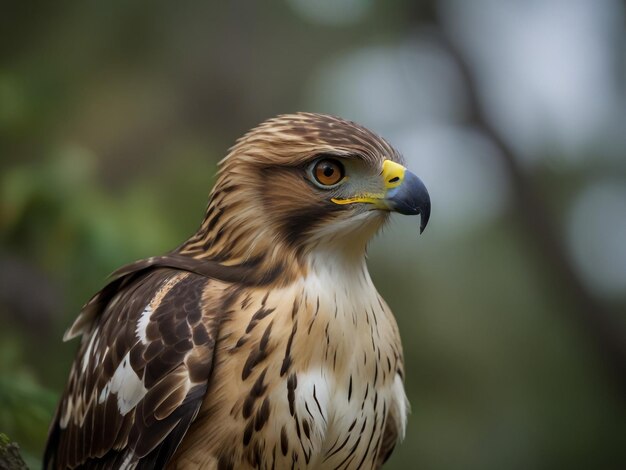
top-left (377, 413), bottom-right (400, 468)
top-left (44, 259), bottom-right (226, 469)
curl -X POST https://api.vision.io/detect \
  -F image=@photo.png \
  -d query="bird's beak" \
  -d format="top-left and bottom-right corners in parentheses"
top-left (331, 160), bottom-right (431, 233)
top-left (381, 160), bottom-right (431, 233)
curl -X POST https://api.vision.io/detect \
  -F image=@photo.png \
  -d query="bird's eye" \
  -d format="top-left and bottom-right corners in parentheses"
top-left (312, 159), bottom-right (345, 187)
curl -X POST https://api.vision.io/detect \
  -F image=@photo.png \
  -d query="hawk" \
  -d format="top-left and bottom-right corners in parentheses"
top-left (44, 113), bottom-right (431, 469)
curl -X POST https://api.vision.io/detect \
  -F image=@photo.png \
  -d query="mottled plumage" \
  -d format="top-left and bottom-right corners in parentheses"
top-left (44, 113), bottom-right (430, 469)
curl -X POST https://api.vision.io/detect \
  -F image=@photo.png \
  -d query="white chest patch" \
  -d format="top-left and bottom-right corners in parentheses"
top-left (284, 253), bottom-right (408, 468)
top-left (289, 368), bottom-right (405, 469)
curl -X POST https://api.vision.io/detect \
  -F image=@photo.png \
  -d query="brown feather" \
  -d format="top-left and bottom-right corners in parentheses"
top-left (44, 267), bottom-right (223, 469)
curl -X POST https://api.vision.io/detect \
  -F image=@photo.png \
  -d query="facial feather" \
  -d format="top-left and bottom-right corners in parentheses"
top-left (178, 113), bottom-right (403, 279)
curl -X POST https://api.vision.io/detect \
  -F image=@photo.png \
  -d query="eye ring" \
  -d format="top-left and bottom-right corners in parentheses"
top-left (311, 158), bottom-right (345, 188)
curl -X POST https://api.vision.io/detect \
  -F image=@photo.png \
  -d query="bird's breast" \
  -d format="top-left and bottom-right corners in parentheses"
top-left (173, 264), bottom-right (405, 469)
top-left (290, 268), bottom-right (403, 468)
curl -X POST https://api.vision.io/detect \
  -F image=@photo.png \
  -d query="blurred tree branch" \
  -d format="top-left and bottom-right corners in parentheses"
top-left (417, 8), bottom-right (626, 396)
top-left (0, 434), bottom-right (28, 470)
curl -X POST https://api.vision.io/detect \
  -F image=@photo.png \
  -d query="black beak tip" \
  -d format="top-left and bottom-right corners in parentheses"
top-left (419, 205), bottom-right (431, 234)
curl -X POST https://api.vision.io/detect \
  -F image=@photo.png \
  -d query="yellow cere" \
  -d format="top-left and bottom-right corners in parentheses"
top-left (381, 160), bottom-right (406, 189)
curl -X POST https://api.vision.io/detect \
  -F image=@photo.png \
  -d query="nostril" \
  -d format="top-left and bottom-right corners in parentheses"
top-left (388, 176), bottom-right (400, 183)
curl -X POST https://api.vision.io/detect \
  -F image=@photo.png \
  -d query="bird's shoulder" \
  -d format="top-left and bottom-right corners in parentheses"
top-left (44, 256), bottom-right (237, 469)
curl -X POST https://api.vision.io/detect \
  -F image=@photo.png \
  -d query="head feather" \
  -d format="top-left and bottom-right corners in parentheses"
top-left (178, 113), bottom-right (402, 283)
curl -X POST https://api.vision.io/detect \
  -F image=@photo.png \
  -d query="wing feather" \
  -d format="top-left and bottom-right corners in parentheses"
top-left (44, 258), bottom-right (229, 469)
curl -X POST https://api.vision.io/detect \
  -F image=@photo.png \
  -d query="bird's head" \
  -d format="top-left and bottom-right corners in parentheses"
top-left (180, 113), bottom-right (430, 281)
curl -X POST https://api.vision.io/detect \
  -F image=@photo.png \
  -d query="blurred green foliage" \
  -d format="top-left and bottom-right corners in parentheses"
top-left (0, 147), bottom-right (198, 465)
top-left (1, 1), bottom-right (625, 469)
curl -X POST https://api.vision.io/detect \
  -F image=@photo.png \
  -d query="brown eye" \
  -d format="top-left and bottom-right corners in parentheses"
top-left (313, 159), bottom-right (345, 187)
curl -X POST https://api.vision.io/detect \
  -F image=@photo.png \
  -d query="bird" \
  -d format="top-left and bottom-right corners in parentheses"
top-left (43, 112), bottom-right (431, 469)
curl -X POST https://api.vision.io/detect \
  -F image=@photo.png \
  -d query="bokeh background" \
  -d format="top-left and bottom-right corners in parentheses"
top-left (2, 0), bottom-right (626, 468)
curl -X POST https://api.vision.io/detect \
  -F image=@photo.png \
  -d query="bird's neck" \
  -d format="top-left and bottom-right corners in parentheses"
top-left (306, 246), bottom-right (371, 288)
top-left (176, 188), bottom-right (377, 287)
top-left (175, 195), bottom-right (302, 285)
top-left (177, 229), bottom-right (370, 288)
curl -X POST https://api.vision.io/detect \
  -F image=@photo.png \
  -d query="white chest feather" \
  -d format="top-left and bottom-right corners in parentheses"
top-left (281, 253), bottom-right (407, 469)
